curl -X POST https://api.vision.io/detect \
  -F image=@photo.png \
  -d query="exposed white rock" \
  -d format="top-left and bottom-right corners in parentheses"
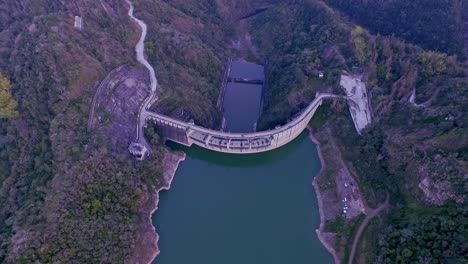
top-left (340, 74), bottom-right (372, 134)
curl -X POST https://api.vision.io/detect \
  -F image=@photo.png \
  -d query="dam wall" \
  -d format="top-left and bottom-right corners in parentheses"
top-left (146, 93), bottom-right (335, 154)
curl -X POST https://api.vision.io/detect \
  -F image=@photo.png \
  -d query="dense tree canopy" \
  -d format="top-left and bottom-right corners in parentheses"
top-left (324, 0), bottom-right (465, 55)
top-left (379, 206), bottom-right (467, 263)
top-left (0, 0), bottom-right (466, 263)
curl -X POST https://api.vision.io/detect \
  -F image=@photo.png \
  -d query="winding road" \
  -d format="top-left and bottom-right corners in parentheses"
top-left (126, 0), bottom-right (159, 150)
top-left (348, 194), bottom-right (389, 264)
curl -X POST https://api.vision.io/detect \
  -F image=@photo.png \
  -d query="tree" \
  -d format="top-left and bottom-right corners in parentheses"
top-left (0, 73), bottom-right (19, 118)
top-left (144, 41), bottom-right (154, 57)
top-left (351, 26), bottom-right (371, 64)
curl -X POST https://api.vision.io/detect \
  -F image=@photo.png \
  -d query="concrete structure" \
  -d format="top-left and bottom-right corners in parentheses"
top-left (74, 16), bottom-right (83, 30)
top-left (143, 93), bottom-right (341, 154)
top-left (129, 142), bottom-right (148, 160)
top-left (340, 74), bottom-right (372, 134)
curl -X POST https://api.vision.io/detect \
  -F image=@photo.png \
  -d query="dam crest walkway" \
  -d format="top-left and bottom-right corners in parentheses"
top-left (141, 93), bottom-right (342, 154)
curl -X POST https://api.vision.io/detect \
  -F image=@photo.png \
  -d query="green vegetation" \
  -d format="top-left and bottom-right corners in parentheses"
top-left (326, 215), bottom-right (365, 260)
top-left (351, 27), bottom-right (370, 64)
top-left (324, 215), bottom-right (346, 233)
top-left (144, 41), bottom-right (155, 57)
top-left (0, 1), bottom-right (165, 263)
top-left (16, 153), bottom-right (166, 263)
top-left (356, 218), bottom-right (381, 263)
top-left (308, 101), bottom-right (330, 129)
top-left (246, 0), bottom-right (467, 262)
top-left (380, 205), bottom-right (467, 263)
top-left (417, 52), bottom-right (449, 77)
top-left (135, 0), bottom-right (233, 128)
top-left (324, 0), bottom-right (465, 55)
top-left (0, 73), bottom-right (18, 118)
top-left (324, 56), bottom-right (466, 260)
top-left (0, 0), bottom-right (466, 263)
top-left (248, 0), bottom-right (351, 129)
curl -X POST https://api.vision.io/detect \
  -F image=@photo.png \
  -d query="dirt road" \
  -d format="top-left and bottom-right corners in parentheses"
top-left (348, 194), bottom-right (389, 264)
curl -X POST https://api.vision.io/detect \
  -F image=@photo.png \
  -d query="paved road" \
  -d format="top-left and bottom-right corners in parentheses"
top-left (143, 93), bottom-right (341, 137)
top-left (126, 0), bottom-right (158, 150)
top-left (348, 194), bottom-right (389, 264)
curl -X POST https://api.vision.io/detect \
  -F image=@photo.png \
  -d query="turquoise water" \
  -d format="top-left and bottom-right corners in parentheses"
top-left (152, 132), bottom-right (333, 264)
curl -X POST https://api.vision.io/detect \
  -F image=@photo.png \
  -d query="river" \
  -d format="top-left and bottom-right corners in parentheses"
top-left (152, 133), bottom-right (333, 264)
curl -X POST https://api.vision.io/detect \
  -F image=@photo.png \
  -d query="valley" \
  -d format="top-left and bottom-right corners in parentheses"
top-left (0, 1), bottom-right (465, 264)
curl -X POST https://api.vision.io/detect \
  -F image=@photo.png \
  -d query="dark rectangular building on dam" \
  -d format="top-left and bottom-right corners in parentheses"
top-left (222, 59), bottom-right (265, 133)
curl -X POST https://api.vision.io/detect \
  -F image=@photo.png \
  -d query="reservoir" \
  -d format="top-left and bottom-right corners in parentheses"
top-left (152, 132), bottom-right (333, 264)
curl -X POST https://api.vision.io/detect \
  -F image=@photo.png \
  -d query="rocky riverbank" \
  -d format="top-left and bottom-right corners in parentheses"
top-left (307, 125), bottom-right (369, 264)
top-left (308, 127), bottom-right (341, 264)
top-left (131, 151), bottom-right (186, 264)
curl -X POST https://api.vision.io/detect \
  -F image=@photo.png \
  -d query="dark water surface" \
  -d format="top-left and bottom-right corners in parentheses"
top-left (152, 133), bottom-right (333, 264)
top-left (223, 82), bottom-right (263, 133)
top-left (229, 59), bottom-right (264, 80)
top-left (222, 59), bottom-right (264, 132)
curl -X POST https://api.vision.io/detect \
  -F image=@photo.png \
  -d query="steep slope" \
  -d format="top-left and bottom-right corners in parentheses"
top-left (0, 0), bottom-right (466, 263)
top-left (0, 0), bottom-right (276, 262)
top-left (0, 0), bottom-right (164, 262)
top-left (323, 0), bottom-right (465, 56)
top-left (245, 0), bottom-right (467, 262)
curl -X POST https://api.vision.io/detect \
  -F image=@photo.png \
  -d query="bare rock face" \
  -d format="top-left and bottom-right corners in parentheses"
top-left (414, 154), bottom-right (466, 205)
top-left (418, 177), bottom-right (464, 205)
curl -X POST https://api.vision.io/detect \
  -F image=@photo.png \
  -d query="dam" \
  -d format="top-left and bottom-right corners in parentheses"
top-left (144, 93), bottom-right (340, 154)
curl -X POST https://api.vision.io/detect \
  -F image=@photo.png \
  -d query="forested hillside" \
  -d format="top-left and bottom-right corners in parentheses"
top-left (248, 0), bottom-right (353, 129)
top-left (246, 0), bottom-right (467, 262)
top-left (0, 0), bottom-right (270, 262)
top-left (324, 0), bottom-right (465, 56)
top-left (0, 0), bottom-right (166, 262)
top-left (132, 0), bottom-right (229, 128)
top-left (133, 0), bottom-right (278, 128)
top-left (0, 0), bottom-right (466, 263)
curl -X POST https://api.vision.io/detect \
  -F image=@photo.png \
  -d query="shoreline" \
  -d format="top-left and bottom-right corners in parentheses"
top-left (150, 151), bottom-right (186, 264)
top-left (136, 128), bottom-right (338, 263)
top-left (307, 126), bottom-right (341, 264)
top-left (135, 151), bottom-right (186, 264)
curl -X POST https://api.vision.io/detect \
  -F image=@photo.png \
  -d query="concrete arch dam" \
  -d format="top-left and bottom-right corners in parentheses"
top-left (144, 93), bottom-right (341, 154)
